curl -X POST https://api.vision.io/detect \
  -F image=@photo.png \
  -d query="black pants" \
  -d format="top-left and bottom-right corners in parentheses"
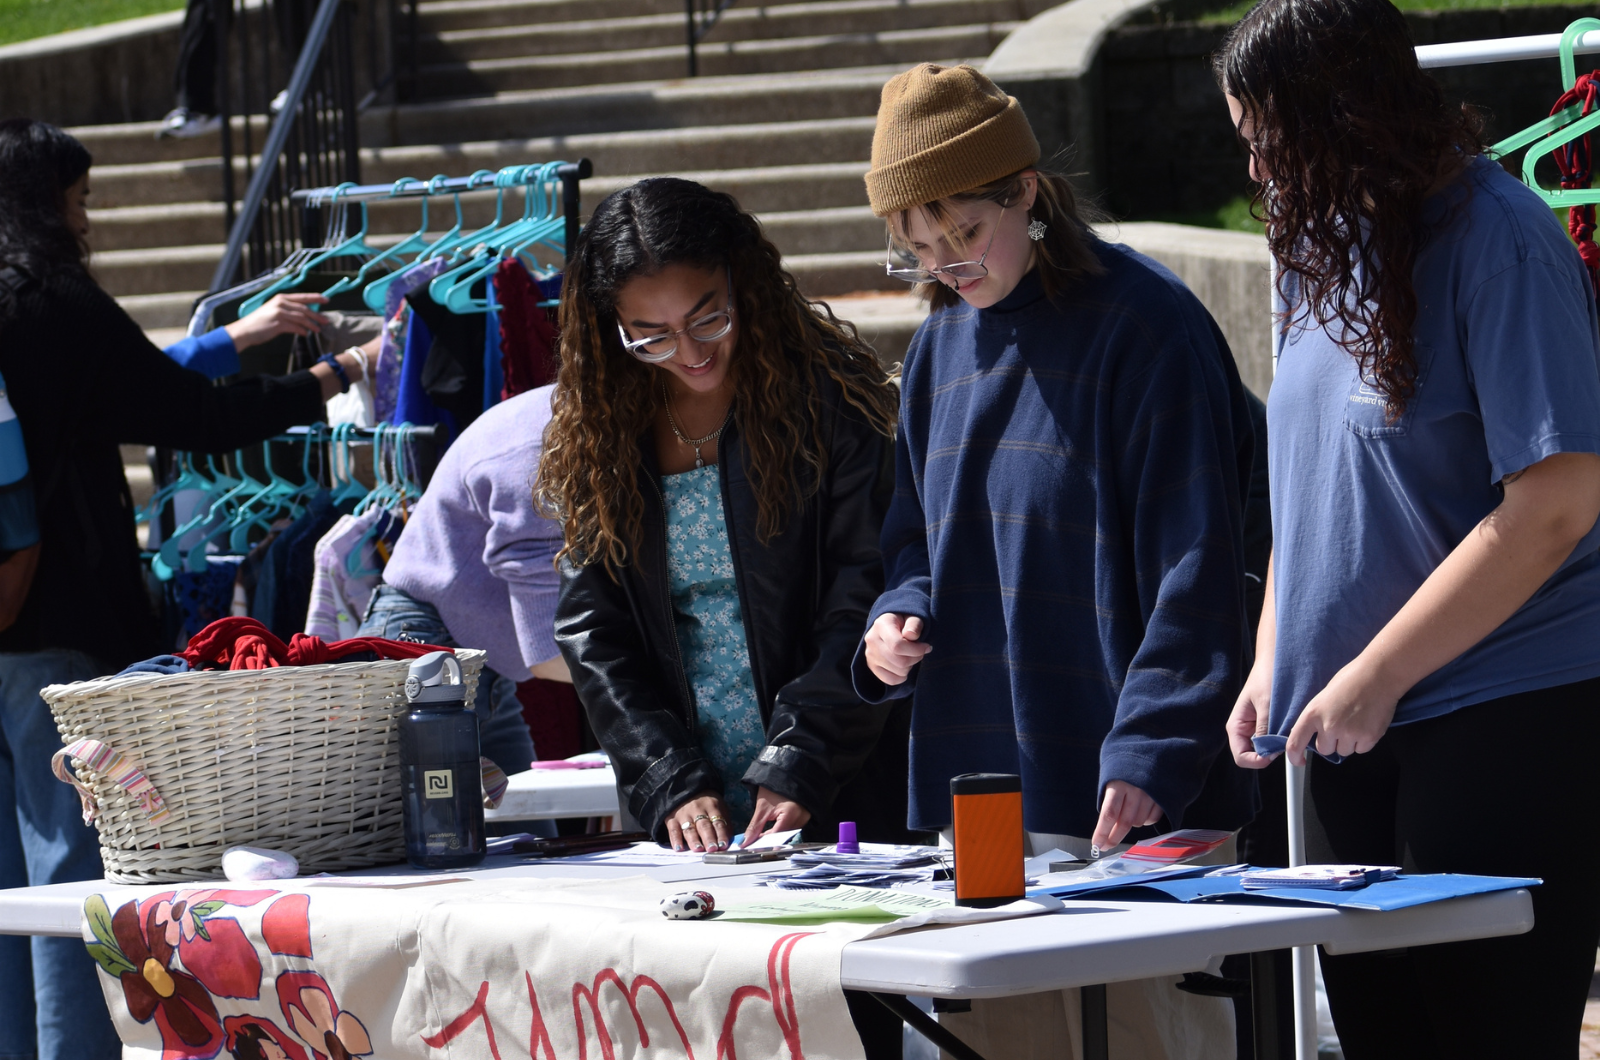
top-left (175, 0), bottom-right (218, 114)
top-left (1306, 676), bottom-right (1600, 1060)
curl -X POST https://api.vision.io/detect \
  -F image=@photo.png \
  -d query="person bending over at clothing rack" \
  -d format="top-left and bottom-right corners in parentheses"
top-left (1219, 2), bottom-right (1600, 1057)
top-left (357, 382), bottom-right (574, 832)
top-left (0, 117), bottom-right (366, 1060)
top-left (539, 178), bottom-right (914, 858)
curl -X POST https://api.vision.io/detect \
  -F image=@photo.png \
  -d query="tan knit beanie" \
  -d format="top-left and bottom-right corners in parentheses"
top-left (865, 63), bottom-right (1041, 218)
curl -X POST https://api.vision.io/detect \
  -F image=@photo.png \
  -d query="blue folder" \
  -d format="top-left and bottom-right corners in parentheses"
top-left (1033, 869), bottom-right (1539, 911)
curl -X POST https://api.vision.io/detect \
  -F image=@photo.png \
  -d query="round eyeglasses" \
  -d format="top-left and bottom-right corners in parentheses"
top-left (616, 291), bottom-right (736, 363)
top-left (885, 206), bottom-right (1006, 285)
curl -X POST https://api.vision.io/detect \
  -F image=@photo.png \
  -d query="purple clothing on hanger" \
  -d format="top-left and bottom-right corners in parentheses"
top-left (377, 258), bottom-right (450, 423)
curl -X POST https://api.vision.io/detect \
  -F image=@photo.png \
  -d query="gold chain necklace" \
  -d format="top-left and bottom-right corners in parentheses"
top-left (660, 375), bottom-right (728, 470)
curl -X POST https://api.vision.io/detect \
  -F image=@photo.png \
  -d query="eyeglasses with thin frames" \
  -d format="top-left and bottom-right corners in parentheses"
top-left (616, 280), bottom-right (735, 363)
top-left (885, 206), bottom-right (1006, 285)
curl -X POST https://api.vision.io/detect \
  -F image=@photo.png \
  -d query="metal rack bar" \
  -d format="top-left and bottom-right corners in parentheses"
top-left (288, 161), bottom-right (592, 205)
top-left (1416, 29), bottom-right (1600, 69)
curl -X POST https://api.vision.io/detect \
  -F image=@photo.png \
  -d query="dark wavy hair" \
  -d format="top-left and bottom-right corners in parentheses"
top-left (0, 119), bottom-right (92, 300)
top-left (1215, 0), bottom-right (1484, 419)
top-left (536, 177), bottom-right (899, 574)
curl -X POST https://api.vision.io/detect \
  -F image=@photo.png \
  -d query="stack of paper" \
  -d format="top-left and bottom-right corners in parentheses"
top-left (1240, 865), bottom-right (1400, 891)
top-left (787, 844), bottom-right (941, 870)
top-left (762, 864), bottom-right (937, 890)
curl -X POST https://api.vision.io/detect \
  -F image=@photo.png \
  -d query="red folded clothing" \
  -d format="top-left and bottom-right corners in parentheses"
top-left (178, 617), bottom-right (451, 671)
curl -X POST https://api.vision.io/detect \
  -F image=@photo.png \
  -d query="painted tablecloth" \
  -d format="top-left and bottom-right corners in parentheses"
top-left (81, 875), bottom-right (881, 1060)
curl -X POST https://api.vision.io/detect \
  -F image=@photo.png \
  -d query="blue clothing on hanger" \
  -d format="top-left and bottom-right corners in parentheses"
top-left (394, 309), bottom-right (441, 431)
top-left (483, 276), bottom-right (504, 412)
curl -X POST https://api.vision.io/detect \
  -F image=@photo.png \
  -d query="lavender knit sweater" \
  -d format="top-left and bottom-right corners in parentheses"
top-left (383, 385), bottom-right (560, 677)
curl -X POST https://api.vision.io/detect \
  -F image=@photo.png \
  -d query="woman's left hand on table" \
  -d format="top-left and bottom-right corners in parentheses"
top-left (1284, 657), bottom-right (1400, 767)
top-left (742, 787), bottom-right (811, 847)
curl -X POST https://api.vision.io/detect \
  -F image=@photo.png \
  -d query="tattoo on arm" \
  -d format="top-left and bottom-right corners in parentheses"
top-left (1502, 469), bottom-right (1528, 485)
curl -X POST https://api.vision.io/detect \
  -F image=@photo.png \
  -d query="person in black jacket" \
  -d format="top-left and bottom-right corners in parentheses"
top-left (539, 178), bottom-right (908, 855)
top-left (0, 118), bottom-right (365, 1060)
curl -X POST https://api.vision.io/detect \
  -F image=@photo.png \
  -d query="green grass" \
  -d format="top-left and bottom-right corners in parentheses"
top-left (0, 0), bottom-right (186, 48)
top-left (1144, 195), bottom-right (1267, 233)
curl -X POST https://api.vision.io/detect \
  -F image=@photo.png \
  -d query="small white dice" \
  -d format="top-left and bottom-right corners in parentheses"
top-left (660, 891), bottom-right (716, 920)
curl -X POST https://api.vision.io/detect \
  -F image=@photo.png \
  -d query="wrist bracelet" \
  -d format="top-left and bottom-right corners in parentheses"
top-left (318, 352), bottom-right (351, 393)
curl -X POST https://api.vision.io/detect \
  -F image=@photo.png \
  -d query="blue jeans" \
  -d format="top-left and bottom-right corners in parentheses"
top-left (0, 650), bottom-right (121, 1060)
top-left (358, 585), bottom-right (553, 837)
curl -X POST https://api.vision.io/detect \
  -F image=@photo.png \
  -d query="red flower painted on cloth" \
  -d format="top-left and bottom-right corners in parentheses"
top-left (261, 893), bottom-right (314, 958)
top-left (276, 971), bottom-right (373, 1060)
top-left (223, 1015), bottom-right (312, 1060)
top-left (145, 889), bottom-right (271, 1000)
top-left (98, 895), bottom-right (227, 1059)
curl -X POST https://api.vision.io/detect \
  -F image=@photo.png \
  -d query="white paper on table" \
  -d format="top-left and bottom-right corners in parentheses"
top-left (1025, 848), bottom-right (1084, 876)
top-left (742, 827), bottom-right (803, 851)
top-left (717, 883), bottom-right (1064, 937)
top-left (542, 842), bottom-right (710, 867)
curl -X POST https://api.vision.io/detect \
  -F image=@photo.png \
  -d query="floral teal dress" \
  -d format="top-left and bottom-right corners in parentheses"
top-left (660, 464), bottom-right (765, 826)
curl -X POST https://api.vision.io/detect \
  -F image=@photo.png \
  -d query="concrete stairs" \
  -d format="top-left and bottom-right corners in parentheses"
top-left (74, 0), bottom-right (1057, 357)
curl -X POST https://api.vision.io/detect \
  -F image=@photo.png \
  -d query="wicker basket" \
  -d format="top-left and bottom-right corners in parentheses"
top-left (44, 652), bottom-right (483, 884)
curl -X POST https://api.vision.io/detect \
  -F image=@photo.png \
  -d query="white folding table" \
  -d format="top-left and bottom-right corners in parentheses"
top-left (0, 856), bottom-right (1532, 1060)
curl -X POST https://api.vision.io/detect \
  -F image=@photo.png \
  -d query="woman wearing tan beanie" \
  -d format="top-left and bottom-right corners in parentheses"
top-left (852, 63), bottom-right (1256, 1059)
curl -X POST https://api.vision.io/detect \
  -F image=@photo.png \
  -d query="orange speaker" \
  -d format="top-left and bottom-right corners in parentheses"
top-left (951, 773), bottom-right (1024, 907)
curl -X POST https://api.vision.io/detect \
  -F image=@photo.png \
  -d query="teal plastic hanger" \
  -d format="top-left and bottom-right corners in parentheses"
top-left (322, 179), bottom-right (432, 301)
top-left (151, 451), bottom-right (261, 580)
top-left (347, 424), bottom-right (420, 577)
top-left (329, 424), bottom-right (371, 507)
top-left (223, 440), bottom-right (305, 556)
top-left (1491, 18), bottom-right (1600, 207)
top-left (362, 174), bottom-right (463, 312)
top-left (239, 183), bottom-right (380, 315)
top-left (136, 452), bottom-right (211, 528)
top-left (418, 169), bottom-right (510, 268)
top-left (430, 163), bottom-right (568, 313)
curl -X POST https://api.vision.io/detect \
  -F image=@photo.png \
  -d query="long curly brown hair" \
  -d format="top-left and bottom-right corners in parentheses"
top-left (537, 177), bottom-right (899, 574)
top-left (1215, 0), bottom-right (1484, 419)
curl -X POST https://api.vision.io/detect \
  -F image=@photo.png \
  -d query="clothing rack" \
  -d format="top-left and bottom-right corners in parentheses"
top-left (1269, 29), bottom-right (1594, 1060)
top-left (288, 159), bottom-right (594, 266)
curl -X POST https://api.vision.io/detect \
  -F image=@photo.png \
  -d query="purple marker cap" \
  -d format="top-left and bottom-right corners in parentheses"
top-left (836, 821), bottom-right (859, 854)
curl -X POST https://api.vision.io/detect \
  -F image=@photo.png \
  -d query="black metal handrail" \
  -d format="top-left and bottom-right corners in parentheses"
top-left (208, 0), bottom-right (398, 293)
top-left (685, 0), bottom-right (739, 76)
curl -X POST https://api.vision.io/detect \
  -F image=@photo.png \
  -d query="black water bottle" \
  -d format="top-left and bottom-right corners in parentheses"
top-left (399, 651), bottom-right (486, 869)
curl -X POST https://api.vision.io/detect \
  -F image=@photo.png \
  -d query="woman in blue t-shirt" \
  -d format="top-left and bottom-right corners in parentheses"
top-left (1219, 1), bottom-right (1600, 1055)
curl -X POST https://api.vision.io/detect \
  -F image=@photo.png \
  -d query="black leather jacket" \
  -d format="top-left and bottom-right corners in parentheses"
top-left (555, 377), bottom-right (903, 843)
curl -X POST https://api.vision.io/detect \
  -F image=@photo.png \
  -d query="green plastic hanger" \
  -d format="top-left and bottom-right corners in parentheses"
top-left (1490, 18), bottom-right (1600, 208)
top-left (239, 183), bottom-right (380, 315)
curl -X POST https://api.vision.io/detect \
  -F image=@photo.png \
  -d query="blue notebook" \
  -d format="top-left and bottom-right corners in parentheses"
top-left (1033, 869), bottom-right (1539, 911)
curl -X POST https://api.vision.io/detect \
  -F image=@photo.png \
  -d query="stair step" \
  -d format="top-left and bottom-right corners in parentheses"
top-left (366, 64), bottom-right (908, 146)
top-left (820, 290), bottom-right (926, 364)
top-left (783, 248), bottom-right (899, 295)
top-left (364, 116), bottom-right (875, 185)
top-left (118, 291), bottom-right (204, 331)
top-left (758, 204), bottom-right (881, 256)
top-left (416, 0), bottom-right (819, 33)
top-left (96, 244), bottom-right (224, 298)
top-left (417, 25), bottom-right (1010, 95)
top-left (424, 0), bottom-right (1036, 61)
top-left (70, 114), bottom-right (273, 168)
top-left (90, 202), bottom-right (229, 252)
top-left (89, 157), bottom-right (233, 209)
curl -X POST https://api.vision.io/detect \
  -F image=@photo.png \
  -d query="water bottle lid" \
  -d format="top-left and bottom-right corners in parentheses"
top-left (405, 651), bottom-right (465, 704)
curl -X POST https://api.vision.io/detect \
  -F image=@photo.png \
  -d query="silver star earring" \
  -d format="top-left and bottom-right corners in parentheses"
top-left (1027, 218), bottom-right (1047, 241)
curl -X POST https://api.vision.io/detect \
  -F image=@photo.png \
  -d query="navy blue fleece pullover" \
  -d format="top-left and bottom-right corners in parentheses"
top-left (852, 242), bottom-right (1255, 837)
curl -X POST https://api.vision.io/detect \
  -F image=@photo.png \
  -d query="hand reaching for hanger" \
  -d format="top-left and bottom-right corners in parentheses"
top-left (223, 293), bottom-right (331, 351)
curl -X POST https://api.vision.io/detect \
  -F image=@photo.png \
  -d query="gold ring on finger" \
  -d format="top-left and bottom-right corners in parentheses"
top-left (709, 816), bottom-right (725, 824)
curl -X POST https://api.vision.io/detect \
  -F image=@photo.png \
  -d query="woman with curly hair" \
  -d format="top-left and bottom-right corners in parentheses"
top-left (1218, 1), bottom-right (1600, 1054)
top-left (539, 177), bottom-right (907, 860)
